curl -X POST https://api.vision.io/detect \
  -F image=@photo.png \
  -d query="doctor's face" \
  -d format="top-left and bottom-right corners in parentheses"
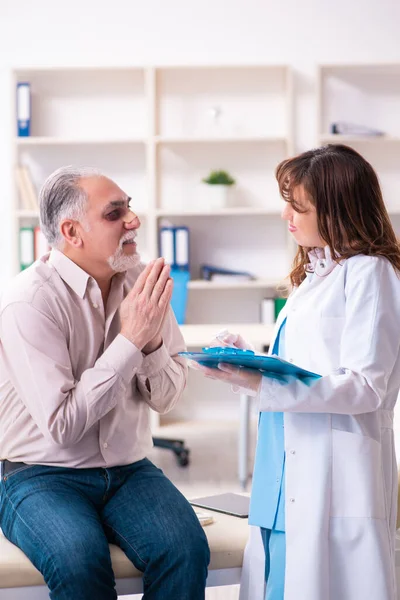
top-left (281, 185), bottom-right (326, 248)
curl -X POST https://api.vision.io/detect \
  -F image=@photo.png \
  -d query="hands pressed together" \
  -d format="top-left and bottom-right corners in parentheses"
top-left (120, 257), bottom-right (172, 354)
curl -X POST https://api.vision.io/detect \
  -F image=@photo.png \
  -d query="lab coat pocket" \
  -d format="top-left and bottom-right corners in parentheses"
top-left (331, 429), bottom-right (386, 519)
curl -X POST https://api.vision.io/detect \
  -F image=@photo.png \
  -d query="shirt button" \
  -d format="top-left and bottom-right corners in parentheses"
top-left (290, 449), bottom-right (296, 455)
top-left (103, 442), bottom-right (108, 449)
top-left (276, 477), bottom-right (280, 483)
top-left (289, 498), bottom-right (295, 503)
top-left (93, 303), bottom-right (99, 309)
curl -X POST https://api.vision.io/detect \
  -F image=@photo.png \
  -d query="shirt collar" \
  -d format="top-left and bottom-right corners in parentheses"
top-left (48, 249), bottom-right (92, 298)
top-left (306, 245), bottom-right (338, 279)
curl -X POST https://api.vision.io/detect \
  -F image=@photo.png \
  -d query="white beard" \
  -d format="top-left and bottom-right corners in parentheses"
top-left (107, 239), bottom-right (141, 273)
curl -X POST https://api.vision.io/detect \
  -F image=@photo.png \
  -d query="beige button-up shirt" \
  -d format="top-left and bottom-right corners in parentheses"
top-left (0, 250), bottom-right (187, 468)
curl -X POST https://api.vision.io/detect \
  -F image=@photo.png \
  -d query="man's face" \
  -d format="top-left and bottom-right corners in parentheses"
top-left (77, 176), bottom-right (141, 273)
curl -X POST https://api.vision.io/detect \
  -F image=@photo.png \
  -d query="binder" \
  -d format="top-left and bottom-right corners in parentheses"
top-left (16, 82), bottom-right (31, 137)
top-left (34, 227), bottom-right (50, 259)
top-left (19, 227), bottom-right (35, 270)
top-left (201, 264), bottom-right (254, 281)
top-left (170, 268), bottom-right (190, 325)
top-left (159, 227), bottom-right (175, 265)
top-left (174, 226), bottom-right (189, 270)
top-left (179, 347), bottom-right (321, 381)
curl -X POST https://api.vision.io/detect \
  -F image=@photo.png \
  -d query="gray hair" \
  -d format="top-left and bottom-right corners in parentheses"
top-left (39, 166), bottom-right (102, 248)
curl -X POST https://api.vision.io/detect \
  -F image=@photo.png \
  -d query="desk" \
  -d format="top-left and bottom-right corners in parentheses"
top-left (180, 323), bottom-right (274, 488)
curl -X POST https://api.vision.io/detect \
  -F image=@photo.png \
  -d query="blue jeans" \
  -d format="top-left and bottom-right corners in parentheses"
top-left (261, 528), bottom-right (286, 600)
top-left (0, 458), bottom-right (210, 599)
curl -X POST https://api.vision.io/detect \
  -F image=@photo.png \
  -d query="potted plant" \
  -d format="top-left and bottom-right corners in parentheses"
top-left (201, 169), bottom-right (236, 210)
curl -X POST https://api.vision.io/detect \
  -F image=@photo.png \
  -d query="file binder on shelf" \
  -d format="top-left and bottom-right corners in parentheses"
top-left (159, 226), bottom-right (175, 265)
top-left (16, 82), bottom-right (31, 137)
top-left (170, 269), bottom-right (190, 325)
top-left (19, 227), bottom-right (35, 270)
top-left (159, 225), bottom-right (190, 270)
top-left (174, 226), bottom-right (189, 270)
top-left (179, 346), bottom-right (321, 381)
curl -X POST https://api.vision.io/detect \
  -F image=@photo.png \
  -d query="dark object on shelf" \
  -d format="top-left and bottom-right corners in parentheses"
top-left (153, 437), bottom-right (190, 467)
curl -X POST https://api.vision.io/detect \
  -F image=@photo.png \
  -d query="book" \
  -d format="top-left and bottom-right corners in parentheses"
top-left (15, 165), bottom-right (38, 211)
top-left (179, 347), bottom-right (321, 380)
top-left (21, 165), bottom-right (38, 210)
top-left (193, 510), bottom-right (214, 526)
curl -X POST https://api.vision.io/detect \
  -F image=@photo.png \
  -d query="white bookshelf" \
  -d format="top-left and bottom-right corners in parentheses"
top-left (317, 63), bottom-right (400, 223)
top-left (11, 65), bottom-right (294, 355)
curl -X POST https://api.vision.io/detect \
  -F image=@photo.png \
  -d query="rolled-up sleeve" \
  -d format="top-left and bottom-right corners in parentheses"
top-left (0, 302), bottom-right (143, 446)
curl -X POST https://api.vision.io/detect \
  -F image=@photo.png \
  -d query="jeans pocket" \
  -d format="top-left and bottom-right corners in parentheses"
top-left (3, 464), bottom-right (34, 482)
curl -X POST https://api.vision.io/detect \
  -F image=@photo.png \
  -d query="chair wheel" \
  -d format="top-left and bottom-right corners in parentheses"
top-left (177, 450), bottom-right (190, 467)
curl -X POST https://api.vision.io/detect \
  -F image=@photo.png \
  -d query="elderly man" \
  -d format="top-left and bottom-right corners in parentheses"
top-left (0, 166), bottom-right (209, 600)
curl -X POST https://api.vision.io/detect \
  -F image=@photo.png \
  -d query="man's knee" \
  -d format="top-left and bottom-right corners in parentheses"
top-left (163, 518), bottom-right (210, 568)
top-left (41, 536), bottom-right (114, 590)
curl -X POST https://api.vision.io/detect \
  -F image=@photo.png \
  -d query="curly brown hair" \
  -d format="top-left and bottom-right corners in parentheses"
top-left (276, 144), bottom-right (400, 288)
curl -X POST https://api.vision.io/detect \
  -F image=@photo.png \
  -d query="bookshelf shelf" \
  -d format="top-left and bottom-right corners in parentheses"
top-left (188, 278), bottom-right (283, 291)
top-left (16, 137), bottom-right (146, 146)
top-left (317, 64), bottom-right (400, 230)
top-left (156, 207), bottom-right (282, 217)
top-left (180, 323), bottom-right (274, 350)
top-left (319, 134), bottom-right (400, 144)
top-left (16, 210), bottom-right (39, 218)
top-left (155, 135), bottom-right (288, 145)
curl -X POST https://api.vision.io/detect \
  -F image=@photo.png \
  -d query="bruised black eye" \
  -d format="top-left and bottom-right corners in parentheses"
top-left (106, 210), bottom-right (121, 221)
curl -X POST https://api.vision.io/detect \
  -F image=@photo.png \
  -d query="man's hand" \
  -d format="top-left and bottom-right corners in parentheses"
top-left (120, 258), bottom-right (173, 351)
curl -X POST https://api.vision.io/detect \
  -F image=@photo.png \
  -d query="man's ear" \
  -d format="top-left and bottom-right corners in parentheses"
top-left (60, 219), bottom-right (83, 248)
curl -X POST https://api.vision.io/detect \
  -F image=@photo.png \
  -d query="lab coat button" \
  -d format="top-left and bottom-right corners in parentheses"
top-left (289, 497), bottom-right (295, 503)
top-left (289, 358), bottom-right (294, 363)
top-left (290, 449), bottom-right (296, 455)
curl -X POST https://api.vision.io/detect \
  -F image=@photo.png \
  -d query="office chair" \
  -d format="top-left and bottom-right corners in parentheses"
top-left (152, 436), bottom-right (190, 467)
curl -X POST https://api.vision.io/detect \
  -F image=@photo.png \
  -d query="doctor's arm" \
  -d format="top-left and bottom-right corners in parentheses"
top-left (195, 258), bottom-right (400, 415)
top-left (258, 257), bottom-right (400, 415)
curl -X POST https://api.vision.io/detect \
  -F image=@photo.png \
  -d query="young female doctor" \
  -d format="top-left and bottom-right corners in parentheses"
top-left (192, 144), bottom-right (400, 600)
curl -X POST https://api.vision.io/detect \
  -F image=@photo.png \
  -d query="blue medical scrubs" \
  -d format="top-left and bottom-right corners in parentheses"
top-left (248, 318), bottom-right (287, 600)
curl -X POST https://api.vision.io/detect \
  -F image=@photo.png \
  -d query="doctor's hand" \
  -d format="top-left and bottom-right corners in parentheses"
top-left (189, 361), bottom-right (262, 397)
top-left (208, 329), bottom-right (255, 351)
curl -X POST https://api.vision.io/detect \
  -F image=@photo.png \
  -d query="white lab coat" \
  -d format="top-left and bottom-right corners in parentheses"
top-left (239, 253), bottom-right (400, 600)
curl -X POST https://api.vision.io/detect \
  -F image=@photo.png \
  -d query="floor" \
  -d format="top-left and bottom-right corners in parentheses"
top-left (120, 418), bottom-right (257, 600)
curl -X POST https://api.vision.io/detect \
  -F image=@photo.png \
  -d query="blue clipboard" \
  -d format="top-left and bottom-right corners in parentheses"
top-left (179, 347), bottom-right (321, 380)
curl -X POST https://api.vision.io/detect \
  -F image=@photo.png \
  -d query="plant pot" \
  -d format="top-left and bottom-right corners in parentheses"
top-left (202, 184), bottom-right (230, 210)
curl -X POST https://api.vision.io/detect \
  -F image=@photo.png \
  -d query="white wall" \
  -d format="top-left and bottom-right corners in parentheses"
top-left (1, 0), bottom-right (400, 437)
top-left (1, 0), bottom-right (400, 285)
